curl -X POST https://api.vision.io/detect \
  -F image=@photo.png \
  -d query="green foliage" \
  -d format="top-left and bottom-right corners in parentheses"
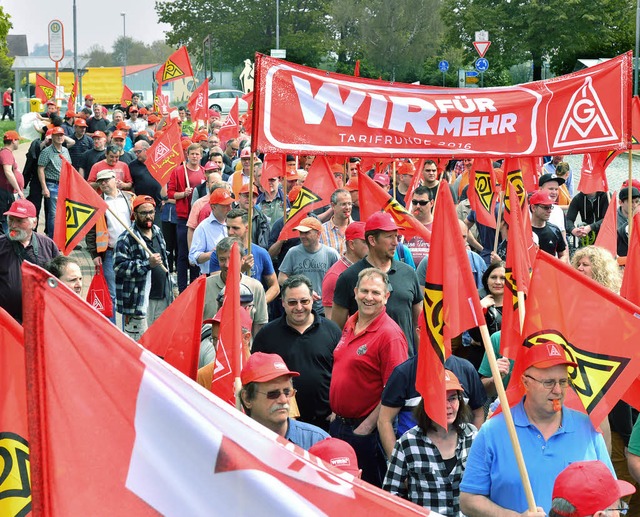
top-left (84, 39), bottom-right (174, 67)
top-left (0, 6), bottom-right (14, 87)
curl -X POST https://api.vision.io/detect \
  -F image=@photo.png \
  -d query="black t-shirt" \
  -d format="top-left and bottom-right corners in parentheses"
top-left (67, 134), bottom-right (94, 170)
top-left (333, 257), bottom-right (422, 355)
top-left (129, 160), bottom-right (162, 206)
top-left (87, 117), bottom-right (109, 134)
top-left (532, 222), bottom-right (565, 257)
top-left (143, 231), bottom-right (168, 299)
top-left (80, 148), bottom-right (105, 178)
top-left (251, 313), bottom-right (342, 425)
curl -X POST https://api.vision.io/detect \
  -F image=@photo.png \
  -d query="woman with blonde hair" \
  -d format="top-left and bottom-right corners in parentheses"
top-left (571, 245), bottom-right (621, 293)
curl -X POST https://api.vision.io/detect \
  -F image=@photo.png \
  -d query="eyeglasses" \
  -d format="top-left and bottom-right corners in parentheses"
top-left (285, 298), bottom-right (312, 307)
top-left (136, 210), bottom-right (155, 217)
top-left (256, 388), bottom-right (297, 400)
top-left (412, 200), bottom-right (430, 206)
top-left (537, 205), bottom-right (554, 210)
top-left (524, 374), bottom-right (570, 390)
top-left (602, 502), bottom-right (629, 515)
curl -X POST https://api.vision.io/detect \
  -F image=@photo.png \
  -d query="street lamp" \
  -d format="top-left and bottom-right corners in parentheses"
top-left (121, 12), bottom-right (127, 86)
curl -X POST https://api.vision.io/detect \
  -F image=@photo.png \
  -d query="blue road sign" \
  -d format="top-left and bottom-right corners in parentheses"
top-left (475, 58), bottom-right (489, 72)
top-left (465, 71), bottom-right (479, 77)
top-left (438, 60), bottom-right (449, 73)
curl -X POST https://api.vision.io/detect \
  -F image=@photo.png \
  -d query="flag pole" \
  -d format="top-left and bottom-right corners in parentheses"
top-left (106, 206), bottom-right (169, 273)
top-left (392, 160), bottom-right (397, 200)
top-left (478, 323), bottom-right (537, 512)
top-left (493, 192), bottom-right (505, 254)
top-left (247, 151), bottom-right (254, 256)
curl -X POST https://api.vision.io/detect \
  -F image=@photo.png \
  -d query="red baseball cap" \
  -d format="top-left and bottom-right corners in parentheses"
top-left (521, 343), bottom-right (578, 371)
top-left (397, 160), bottom-right (416, 176)
top-left (192, 132), bottom-right (208, 143)
top-left (373, 174), bottom-right (390, 187)
top-left (209, 188), bottom-right (234, 205)
top-left (116, 121), bottom-right (130, 130)
top-left (529, 190), bottom-right (556, 206)
top-left (365, 212), bottom-right (398, 233)
top-left (132, 195), bottom-right (156, 211)
top-left (444, 370), bottom-right (464, 392)
top-left (552, 460), bottom-right (635, 516)
top-left (287, 185), bottom-right (301, 204)
top-left (241, 352), bottom-right (299, 385)
top-left (51, 126), bottom-right (65, 135)
top-left (345, 177), bottom-right (359, 192)
top-left (204, 161), bottom-right (221, 172)
top-left (139, 108), bottom-right (149, 115)
top-left (239, 182), bottom-right (259, 195)
top-left (112, 130), bottom-right (127, 140)
top-left (65, 110), bottom-right (75, 118)
top-left (309, 438), bottom-right (360, 476)
top-left (147, 114), bottom-right (160, 124)
top-left (3, 130), bottom-right (20, 141)
top-left (4, 199), bottom-right (36, 218)
top-left (74, 118), bottom-right (87, 127)
top-left (330, 164), bottom-right (344, 174)
top-left (84, 94), bottom-right (94, 100)
top-left (181, 139), bottom-right (193, 150)
top-left (240, 147), bottom-right (252, 158)
top-left (345, 221), bottom-right (366, 241)
top-left (294, 217), bottom-right (322, 233)
top-left (92, 131), bottom-right (106, 139)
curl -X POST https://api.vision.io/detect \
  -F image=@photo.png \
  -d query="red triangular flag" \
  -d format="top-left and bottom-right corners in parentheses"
top-left (503, 251), bottom-right (640, 427)
top-left (68, 78), bottom-right (78, 109)
top-left (261, 153), bottom-right (286, 193)
top-left (187, 79), bottom-right (210, 123)
top-left (416, 181), bottom-right (484, 428)
top-left (353, 60), bottom-right (360, 77)
top-left (140, 275), bottom-right (206, 380)
top-left (468, 158), bottom-right (497, 228)
top-left (404, 159), bottom-right (424, 209)
top-left (155, 46), bottom-right (194, 85)
top-left (620, 213), bottom-right (640, 305)
top-left (500, 181), bottom-right (532, 359)
top-left (241, 91), bottom-right (254, 134)
top-left (217, 98), bottom-right (239, 146)
top-left (279, 156), bottom-right (338, 241)
top-left (53, 158), bottom-right (109, 255)
top-left (502, 158), bottom-right (527, 226)
top-left (120, 85), bottom-right (134, 108)
top-left (594, 191), bottom-right (618, 257)
top-left (211, 243), bottom-right (242, 406)
top-left (35, 74), bottom-right (56, 103)
top-left (517, 156), bottom-right (542, 193)
top-left (146, 119), bottom-right (183, 186)
top-left (358, 169), bottom-right (431, 243)
top-left (21, 261), bottom-right (427, 515)
top-left (578, 152), bottom-right (618, 194)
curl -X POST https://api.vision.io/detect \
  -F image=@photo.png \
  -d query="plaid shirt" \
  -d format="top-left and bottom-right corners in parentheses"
top-left (319, 217), bottom-right (352, 255)
top-left (382, 423), bottom-right (476, 516)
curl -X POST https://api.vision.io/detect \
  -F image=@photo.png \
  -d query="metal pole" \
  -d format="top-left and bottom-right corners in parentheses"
top-left (73, 0), bottom-right (78, 109)
top-left (635, 0), bottom-right (640, 96)
top-left (276, 0), bottom-right (280, 49)
top-left (121, 12), bottom-right (127, 86)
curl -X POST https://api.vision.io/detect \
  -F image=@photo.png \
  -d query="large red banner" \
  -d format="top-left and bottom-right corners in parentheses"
top-left (253, 52), bottom-right (632, 157)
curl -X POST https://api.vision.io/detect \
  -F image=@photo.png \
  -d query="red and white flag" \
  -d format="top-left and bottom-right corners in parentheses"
top-left (22, 263), bottom-right (433, 516)
top-left (187, 79), bottom-right (210, 123)
top-left (217, 98), bottom-right (239, 146)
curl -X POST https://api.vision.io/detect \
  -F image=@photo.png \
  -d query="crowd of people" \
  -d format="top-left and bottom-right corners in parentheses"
top-left (1, 91), bottom-right (640, 516)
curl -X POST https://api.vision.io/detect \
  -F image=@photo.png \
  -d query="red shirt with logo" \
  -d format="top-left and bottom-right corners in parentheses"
top-left (329, 309), bottom-right (407, 419)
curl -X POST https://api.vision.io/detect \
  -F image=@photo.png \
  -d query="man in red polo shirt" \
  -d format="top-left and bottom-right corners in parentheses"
top-left (329, 267), bottom-right (408, 488)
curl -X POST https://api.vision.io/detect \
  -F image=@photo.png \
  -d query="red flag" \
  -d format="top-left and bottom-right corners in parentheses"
top-left (578, 151), bottom-right (619, 194)
top-left (502, 158), bottom-right (527, 225)
top-left (35, 74), bottom-right (56, 103)
top-left (217, 98), bottom-right (239, 146)
top-left (621, 213), bottom-right (640, 305)
top-left (187, 79), bottom-right (210, 123)
top-left (517, 156), bottom-right (542, 192)
top-left (241, 91), bottom-right (254, 134)
top-left (468, 158), bottom-right (497, 228)
top-left (21, 262), bottom-right (427, 516)
top-left (146, 120), bottom-right (183, 186)
top-left (279, 156), bottom-right (338, 241)
top-left (261, 153), bottom-right (286, 193)
top-left (211, 243), bottom-right (242, 405)
top-left (53, 158), bottom-right (109, 255)
top-left (153, 84), bottom-right (162, 113)
top-left (500, 181), bottom-right (533, 359)
top-left (358, 169), bottom-right (431, 243)
top-left (68, 78), bottom-right (78, 109)
top-left (0, 307), bottom-right (31, 517)
top-left (120, 85), bottom-right (134, 108)
top-left (404, 159), bottom-right (425, 209)
top-left (155, 46), bottom-right (194, 85)
top-left (416, 181), bottom-right (484, 428)
top-left (354, 60), bottom-right (360, 77)
top-left (502, 251), bottom-right (640, 427)
top-left (594, 191), bottom-right (618, 257)
top-left (140, 276), bottom-right (206, 380)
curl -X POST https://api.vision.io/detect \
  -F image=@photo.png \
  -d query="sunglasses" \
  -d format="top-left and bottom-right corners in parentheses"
top-left (256, 388), bottom-right (296, 400)
top-left (412, 200), bottom-right (430, 206)
top-left (285, 298), bottom-right (312, 307)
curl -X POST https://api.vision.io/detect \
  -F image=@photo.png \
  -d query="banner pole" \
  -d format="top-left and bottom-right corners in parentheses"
top-left (493, 191), bottom-right (504, 254)
top-left (479, 323), bottom-right (537, 512)
top-left (247, 152), bottom-right (254, 256)
top-left (106, 206), bottom-right (169, 273)
top-left (392, 160), bottom-right (397, 200)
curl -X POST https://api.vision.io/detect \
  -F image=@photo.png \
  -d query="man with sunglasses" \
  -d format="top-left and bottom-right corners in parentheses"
top-left (405, 185), bottom-right (433, 265)
top-left (530, 190), bottom-right (569, 263)
top-left (240, 352), bottom-right (329, 450)
top-left (550, 460), bottom-right (634, 517)
top-left (461, 343), bottom-right (613, 516)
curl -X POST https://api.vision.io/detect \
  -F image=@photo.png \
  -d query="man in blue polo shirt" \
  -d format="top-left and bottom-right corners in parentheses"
top-left (460, 342), bottom-right (613, 515)
top-left (239, 352), bottom-right (329, 450)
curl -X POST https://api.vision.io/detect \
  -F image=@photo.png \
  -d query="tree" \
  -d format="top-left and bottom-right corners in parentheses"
top-left (85, 45), bottom-right (114, 67)
top-left (0, 6), bottom-right (14, 87)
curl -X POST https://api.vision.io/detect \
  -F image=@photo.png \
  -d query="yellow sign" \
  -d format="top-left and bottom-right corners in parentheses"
top-left (162, 59), bottom-right (185, 82)
top-left (0, 433), bottom-right (31, 516)
top-left (288, 187), bottom-right (321, 222)
top-left (65, 200), bottom-right (97, 247)
top-left (423, 283), bottom-right (445, 362)
top-left (466, 77), bottom-right (479, 84)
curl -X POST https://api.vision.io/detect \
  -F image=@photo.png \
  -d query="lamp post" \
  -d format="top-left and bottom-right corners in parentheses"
top-left (121, 12), bottom-right (127, 86)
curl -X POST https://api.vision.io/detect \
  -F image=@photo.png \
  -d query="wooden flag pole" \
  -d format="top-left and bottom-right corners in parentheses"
top-left (106, 206), bottom-right (169, 273)
top-left (478, 323), bottom-right (537, 512)
top-left (493, 191), bottom-right (505, 254)
top-left (392, 160), bottom-right (397, 200)
top-left (247, 152), bottom-right (255, 256)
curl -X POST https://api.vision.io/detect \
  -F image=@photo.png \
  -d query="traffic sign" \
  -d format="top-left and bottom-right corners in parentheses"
top-left (466, 77), bottom-right (479, 84)
top-left (465, 71), bottom-right (479, 77)
top-left (48, 19), bottom-right (64, 62)
top-left (473, 41), bottom-right (491, 58)
top-left (475, 31), bottom-right (489, 42)
top-left (438, 60), bottom-right (449, 73)
top-left (475, 58), bottom-right (489, 73)
top-left (270, 49), bottom-right (286, 59)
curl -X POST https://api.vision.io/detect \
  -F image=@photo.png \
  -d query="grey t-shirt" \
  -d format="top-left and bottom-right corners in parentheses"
top-left (279, 244), bottom-right (339, 315)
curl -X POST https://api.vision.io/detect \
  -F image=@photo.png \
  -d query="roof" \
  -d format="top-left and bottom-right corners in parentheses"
top-left (574, 58), bottom-right (613, 72)
top-left (122, 63), bottom-right (160, 76)
top-left (12, 55), bottom-right (91, 72)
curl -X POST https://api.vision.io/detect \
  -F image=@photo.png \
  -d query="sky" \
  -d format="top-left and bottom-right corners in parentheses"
top-left (3, 0), bottom-right (172, 55)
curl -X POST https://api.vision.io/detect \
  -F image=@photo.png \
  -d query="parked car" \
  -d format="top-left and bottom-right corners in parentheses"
top-left (208, 89), bottom-right (248, 113)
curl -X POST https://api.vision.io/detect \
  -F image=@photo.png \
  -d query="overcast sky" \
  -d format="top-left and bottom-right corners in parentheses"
top-left (4, 0), bottom-right (172, 55)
